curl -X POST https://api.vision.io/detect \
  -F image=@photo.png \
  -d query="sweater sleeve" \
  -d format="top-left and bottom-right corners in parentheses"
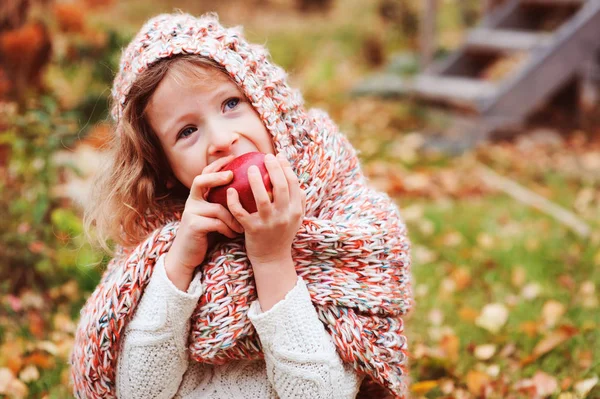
top-left (248, 277), bottom-right (364, 399)
top-left (115, 252), bottom-right (203, 399)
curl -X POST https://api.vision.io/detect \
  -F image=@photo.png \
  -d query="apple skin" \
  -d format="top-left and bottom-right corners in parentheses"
top-left (206, 152), bottom-right (274, 214)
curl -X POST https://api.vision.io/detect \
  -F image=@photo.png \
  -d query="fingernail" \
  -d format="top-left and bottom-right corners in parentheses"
top-left (265, 153), bottom-right (275, 162)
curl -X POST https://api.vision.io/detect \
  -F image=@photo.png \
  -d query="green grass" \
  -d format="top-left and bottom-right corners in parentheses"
top-left (403, 193), bottom-right (600, 395)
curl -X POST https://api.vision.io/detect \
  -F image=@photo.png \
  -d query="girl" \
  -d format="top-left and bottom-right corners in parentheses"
top-left (71, 11), bottom-right (412, 399)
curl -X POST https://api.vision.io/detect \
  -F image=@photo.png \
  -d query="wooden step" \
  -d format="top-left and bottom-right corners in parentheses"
top-left (466, 29), bottom-right (552, 53)
top-left (410, 76), bottom-right (497, 111)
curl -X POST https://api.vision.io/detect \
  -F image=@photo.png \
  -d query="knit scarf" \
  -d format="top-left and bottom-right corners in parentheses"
top-left (69, 12), bottom-right (412, 399)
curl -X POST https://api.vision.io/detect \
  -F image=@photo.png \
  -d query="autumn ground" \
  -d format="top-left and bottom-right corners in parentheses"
top-left (0, 0), bottom-right (599, 398)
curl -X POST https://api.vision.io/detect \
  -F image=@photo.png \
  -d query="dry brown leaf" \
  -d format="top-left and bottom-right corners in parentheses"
top-left (474, 344), bottom-right (497, 361)
top-left (18, 365), bottom-right (39, 383)
top-left (476, 233), bottom-right (495, 249)
top-left (53, 3), bottom-right (86, 33)
top-left (440, 333), bottom-right (459, 363)
top-left (458, 306), bottom-right (479, 323)
top-left (451, 267), bottom-right (472, 291)
top-left (428, 309), bottom-right (444, 326)
top-left (521, 283), bottom-right (542, 300)
top-left (574, 376), bottom-right (598, 397)
top-left (511, 266), bottom-right (527, 288)
top-left (0, 341), bottom-right (24, 374)
top-left (541, 300), bottom-right (566, 329)
top-left (561, 377), bottom-right (574, 391)
top-left (558, 274), bottom-right (576, 291)
top-left (521, 325), bottom-right (579, 366)
top-left (476, 303), bottom-right (509, 333)
top-left (23, 352), bottom-right (55, 370)
top-left (578, 350), bottom-right (593, 369)
top-left (0, 368), bottom-right (13, 394)
top-left (410, 380), bottom-right (439, 395)
top-left (519, 321), bottom-right (540, 337)
top-left (466, 370), bottom-right (491, 396)
top-left (0, 368), bottom-right (27, 398)
top-left (27, 310), bottom-right (45, 339)
top-left (532, 371), bottom-right (559, 397)
top-left (443, 231), bottom-right (463, 247)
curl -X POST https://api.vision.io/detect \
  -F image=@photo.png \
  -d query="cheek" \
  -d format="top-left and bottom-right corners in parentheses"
top-left (170, 153), bottom-right (208, 190)
top-left (255, 124), bottom-right (275, 155)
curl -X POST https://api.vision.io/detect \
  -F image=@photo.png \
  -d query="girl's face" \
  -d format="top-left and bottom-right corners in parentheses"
top-left (146, 67), bottom-right (275, 189)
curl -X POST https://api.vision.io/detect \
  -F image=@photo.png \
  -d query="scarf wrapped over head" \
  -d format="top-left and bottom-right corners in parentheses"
top-left (70, 12), bottom-right (413, 399)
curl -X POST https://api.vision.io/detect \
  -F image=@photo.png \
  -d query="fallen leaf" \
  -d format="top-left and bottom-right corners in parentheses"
top-left (0, 341), bottom-right (24, 374)
top-left (579, 281), bottom-right (598, 309)
top-left (561, 377), bottom-right (574, 391)
top-left (474, 344), bottom-right (497, 360)
top-left (18, 365), bottom-right (39, 383)
top-left (574, 376), bottom-right (598, 398)
top-left (519, 321), bottom-right (540, 337)
top-left (27, 310), bottom-right (45, 339)
top-left (511, 266), bottom-right (527, 287)
top-left (521, 325), bottom-right (579, 366)
top-left (542, 300), bottom-right (566, 329)
top-left (0, 368), bottom-right (27, 398)
top-left (578, 350), bottom-right (593, 369)
top-left (476, 233), bottom-right (495, 249)
top-left (532, 371), bottom-right (559, 397)
top-left (451, 267), bottom-right (472, 290)
top-left (23, 351), bottom-right (55, 369)
top-left (428, 309), bottom-right (444, 326)
top-left (521, 283), bottom-right (542, 300)
top-left (499, 343), bottom-right (516, 358)
top-left (558, 275), bottom-right (576, 291)
top-left (439, 378), bottom-right (455, 394)
top-left (486, 364), bottom-right (500, 378)
top-left (0, 368), bottom-right (13, 393)
top-left (476, 303), bottom-right (509, 333)
top-left (410, 380), bottom-right (439, 395)
top-left (458, 306), bottom-right (479, 323)
top-left (466, 370), bottom-right (491, 395)
top-left (440, 333), bottom-right (459, 363)
top-left (439, 278), bottom-right (456, 295)
top-left (443, 231), bottom-right (463, 247)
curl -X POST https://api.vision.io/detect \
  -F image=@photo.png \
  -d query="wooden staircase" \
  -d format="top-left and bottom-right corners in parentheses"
top-left (354, 0), bottom-right (600, 153)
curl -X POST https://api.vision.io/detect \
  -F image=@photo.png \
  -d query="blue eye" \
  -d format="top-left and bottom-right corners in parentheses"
top-left (178, 126), bottom-right (197, 139)
top-left (224, 97), bottom-right (240, 111)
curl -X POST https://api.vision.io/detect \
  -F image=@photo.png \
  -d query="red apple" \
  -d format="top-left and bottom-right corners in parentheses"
top-left (206, 152), bottom-right (274, 214)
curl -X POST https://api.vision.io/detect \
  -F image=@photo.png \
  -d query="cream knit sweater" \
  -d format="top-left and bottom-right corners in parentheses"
top-left (115, 253), bottom-right (363, 398)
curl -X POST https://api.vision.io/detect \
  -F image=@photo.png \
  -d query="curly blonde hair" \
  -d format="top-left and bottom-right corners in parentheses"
top-left (84, 54), bottom-right (237, 255)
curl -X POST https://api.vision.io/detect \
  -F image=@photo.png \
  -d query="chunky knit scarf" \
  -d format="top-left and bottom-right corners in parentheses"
top-left (70, 12), bottom-right (412, 399)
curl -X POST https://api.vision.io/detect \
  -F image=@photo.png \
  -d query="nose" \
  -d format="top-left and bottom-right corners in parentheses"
top-left (207, 122), bottom-right (239, 155)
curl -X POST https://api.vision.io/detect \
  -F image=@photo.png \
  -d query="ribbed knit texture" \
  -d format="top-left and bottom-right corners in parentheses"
top-left (115, 254), bottom-right (362, 398)
top-left (70, 11), bottom-right (413, 399)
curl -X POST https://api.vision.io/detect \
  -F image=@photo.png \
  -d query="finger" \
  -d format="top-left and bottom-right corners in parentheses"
top-left (265, 153), bottom-right (289, 209)
top-left (280, 156), bottom-right (302, 208)
top-left (248, 165), bottom-right (272, 216)
top-left (199, 216), bottom-right (238, 239)
top-left (187, 201), bottom-right (244, 234)
top-left (226, 187), bottom-right (250, 221)
top-left (202, 154), bottom-right (236, 174)
top-left (190, 171), bottom-right (233, 201)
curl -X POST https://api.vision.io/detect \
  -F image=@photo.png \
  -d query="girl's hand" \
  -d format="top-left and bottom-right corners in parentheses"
top-left (227, 153), bottom-right (306, 267)
top-left (165, 155), bottom-right (244, 290)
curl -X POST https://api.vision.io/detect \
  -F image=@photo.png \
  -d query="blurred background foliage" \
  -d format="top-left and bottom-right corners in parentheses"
top-left (0, 0), bottom-right (599, 398)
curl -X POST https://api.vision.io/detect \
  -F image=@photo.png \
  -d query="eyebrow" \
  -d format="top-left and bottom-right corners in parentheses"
top-left (161, 86), bottom-right (239, 142)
